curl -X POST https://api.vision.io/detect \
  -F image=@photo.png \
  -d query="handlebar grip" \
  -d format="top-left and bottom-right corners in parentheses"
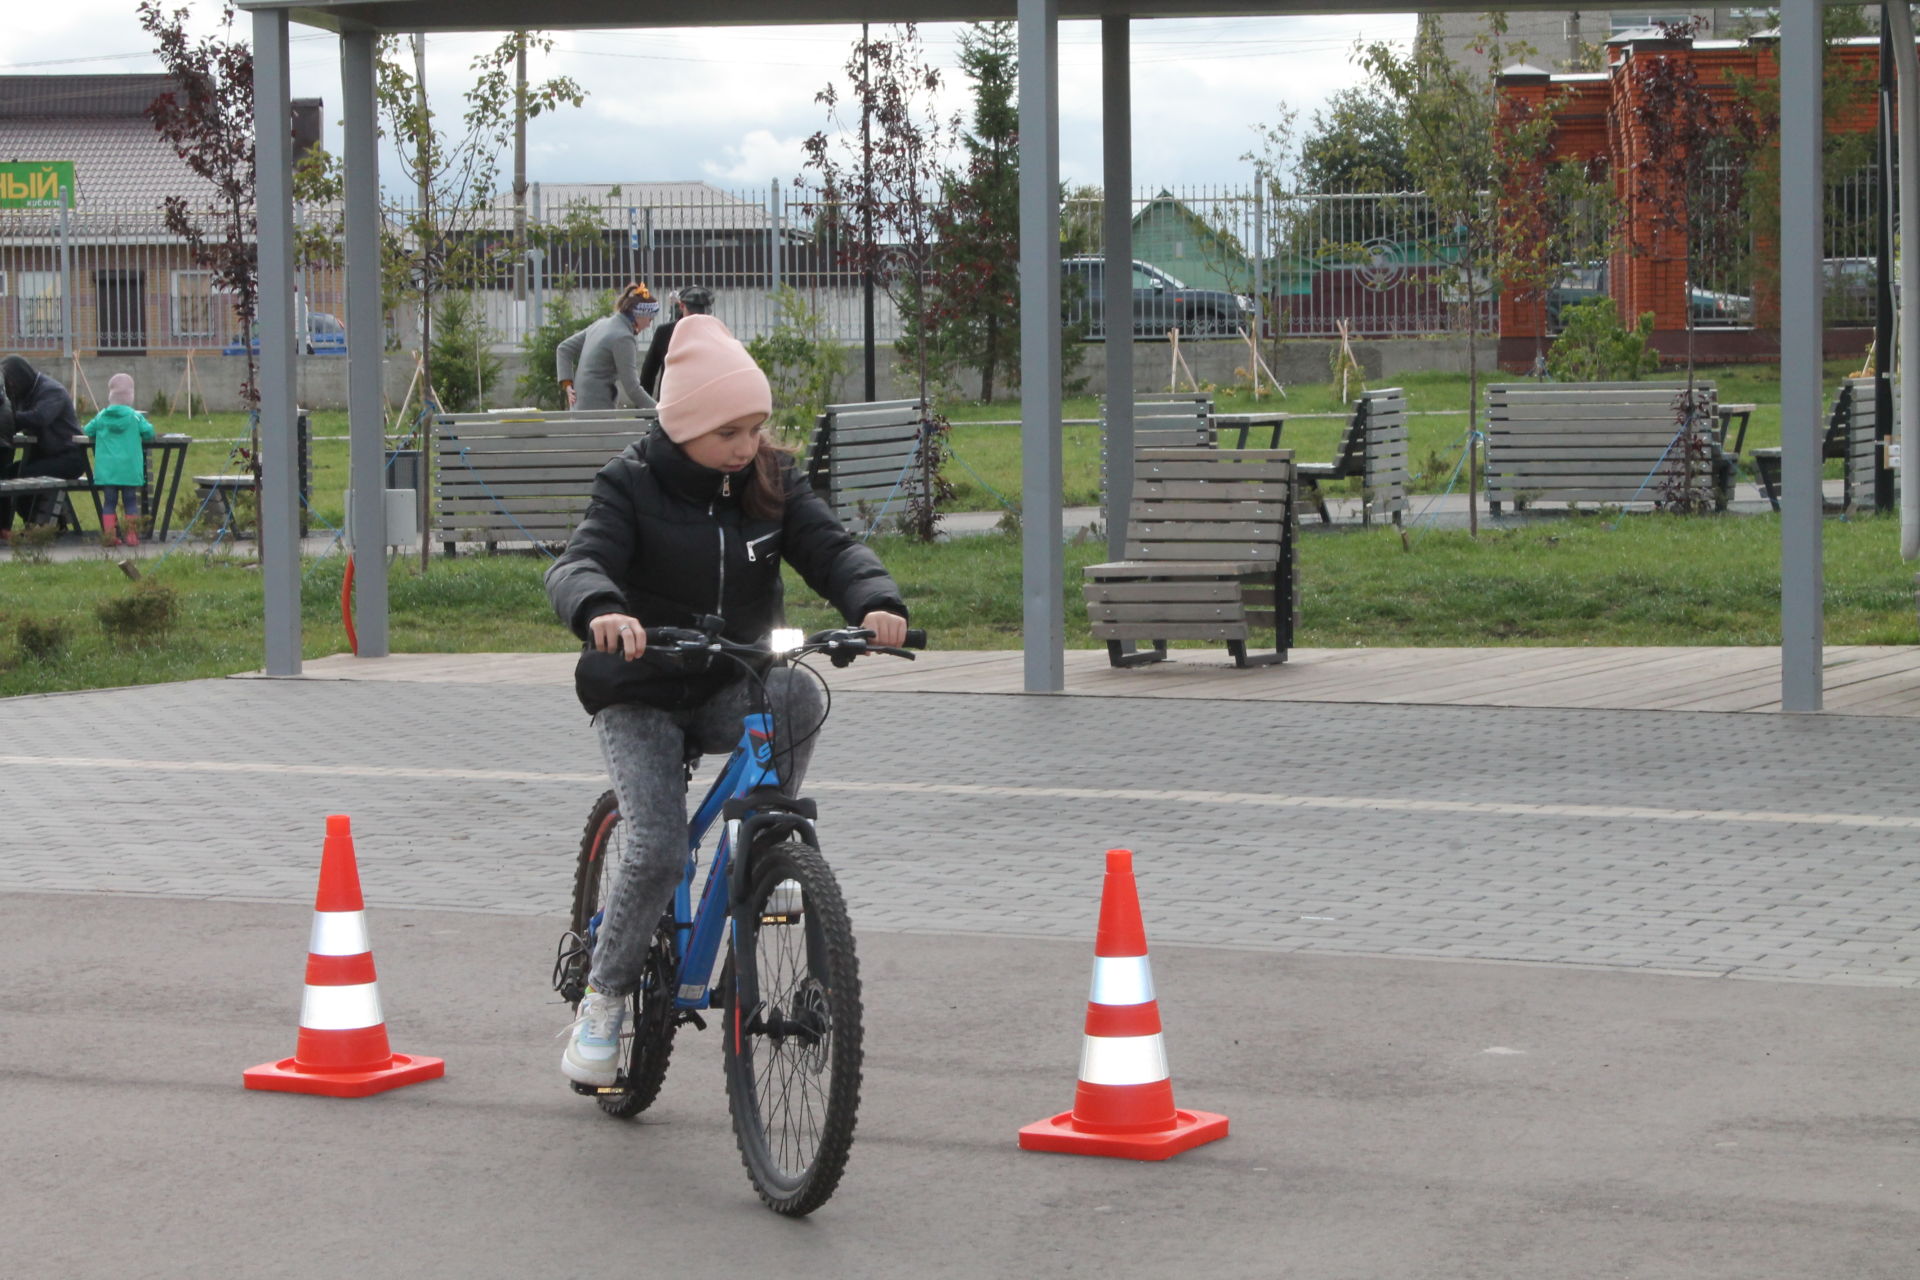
top-left (904, 629), bottom-right (927, 650)
top-left (645, 626), bottom-right (706, 647)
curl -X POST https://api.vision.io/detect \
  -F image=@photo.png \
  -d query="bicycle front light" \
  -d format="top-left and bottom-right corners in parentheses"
top-left (768, 628), bottom-right (806, 656)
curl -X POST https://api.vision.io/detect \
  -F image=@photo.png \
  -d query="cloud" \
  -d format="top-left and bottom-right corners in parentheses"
top-left (8, 9), bottom-right (1417, 196)
top-left (703, 129), bottom-right (812, 185)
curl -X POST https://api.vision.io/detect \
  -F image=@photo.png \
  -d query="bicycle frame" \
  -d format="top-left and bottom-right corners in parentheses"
top-left (667, 707), bottom-right (812, 1010)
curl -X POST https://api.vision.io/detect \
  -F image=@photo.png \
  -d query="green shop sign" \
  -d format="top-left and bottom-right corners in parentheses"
top-left (0, 162), bottom-right (76, 209)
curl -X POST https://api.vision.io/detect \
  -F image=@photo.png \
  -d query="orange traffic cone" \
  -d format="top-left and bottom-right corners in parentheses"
top-left (244, 815), bottom-right (444, 1098)
top-left (1019, 848), bottom-right (1227, 1160)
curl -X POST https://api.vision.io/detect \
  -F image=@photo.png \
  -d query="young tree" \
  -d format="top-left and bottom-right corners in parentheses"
top-left (376, 32), bottom-right (583, 409)
top-left (803, 22), bottom-right (958, 407)
top-left (803, 23), bottom-right (958, 539)
top-left (919, 20), bottom-right (1021, 402)
top-left (139, 1), bottom-right (259, 410)
top-left (1361, 15), bottom-right (1538, 532)
top-left (1621, 19), bottom-right (1770, 379)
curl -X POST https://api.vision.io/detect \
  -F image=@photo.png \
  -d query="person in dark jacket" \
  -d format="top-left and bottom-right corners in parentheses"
top-left (554, 282), bottom-right (660, 410)
top-left (638, 283), bottom-right (713, 400)
top-left (0, 355), bottom-right (85, 536)
top-left (544, 313), bottom-right (907, 1088)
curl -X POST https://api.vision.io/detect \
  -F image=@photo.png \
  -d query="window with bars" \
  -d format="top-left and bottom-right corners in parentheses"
top-left (171, 269), bottom-right (217, 339)
top-left (16, 271), bottom-right (61, 340)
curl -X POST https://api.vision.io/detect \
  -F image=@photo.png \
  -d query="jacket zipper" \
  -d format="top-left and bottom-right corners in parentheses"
top-left (745, 531), bottom-right (778, 563)
top-left (711, 500), bottom-right (726, 616)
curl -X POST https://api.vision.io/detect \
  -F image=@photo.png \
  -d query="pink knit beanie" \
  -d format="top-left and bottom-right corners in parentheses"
top-left (107, 373), bottom-right (135, 406)
top-left (656, 314), bottom-right (772, 444)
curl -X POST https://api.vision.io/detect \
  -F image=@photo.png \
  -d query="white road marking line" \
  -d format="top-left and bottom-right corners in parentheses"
top-left (4, 756), bottom-right (1918, 831)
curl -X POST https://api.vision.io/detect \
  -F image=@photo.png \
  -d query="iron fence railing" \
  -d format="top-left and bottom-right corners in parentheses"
top-left (0, 175), bottom-right (1887, 359)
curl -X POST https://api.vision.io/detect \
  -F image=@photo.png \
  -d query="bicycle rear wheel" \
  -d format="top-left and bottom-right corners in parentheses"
top-left (572, 790), bottom-right (677, 1119)
top-left (723, 840), bottom-right (863, 1215)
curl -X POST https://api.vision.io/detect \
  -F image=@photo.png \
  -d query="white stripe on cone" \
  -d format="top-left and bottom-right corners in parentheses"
top-left (299, 981), bottom-right (385, 1031)
top-left (309, 909), bottom-right (372, 957)
top-left (1088, 955), bottom-right (1155, 1006)
top-left (1079, 1033), bottom-right (1172, 1086)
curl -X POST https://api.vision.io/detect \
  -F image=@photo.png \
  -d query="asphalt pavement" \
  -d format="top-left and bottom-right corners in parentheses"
top-left (3, 669), bottom-right (1917, 1277)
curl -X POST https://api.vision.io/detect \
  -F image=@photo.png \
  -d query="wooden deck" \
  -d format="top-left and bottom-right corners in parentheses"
top-left (282, 645), bottom-right (1920, 716)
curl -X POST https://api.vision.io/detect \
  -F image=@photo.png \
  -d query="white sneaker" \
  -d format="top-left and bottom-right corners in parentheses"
top-left (562, 989), bottom-right (627, 1087)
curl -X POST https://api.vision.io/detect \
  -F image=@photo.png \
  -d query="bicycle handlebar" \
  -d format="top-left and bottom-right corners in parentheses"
top-left (644, 617), bottom-right (926, 666)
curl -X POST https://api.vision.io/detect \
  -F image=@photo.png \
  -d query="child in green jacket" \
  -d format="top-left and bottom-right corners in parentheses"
top-left (83, 373), bottom-right (157, 547)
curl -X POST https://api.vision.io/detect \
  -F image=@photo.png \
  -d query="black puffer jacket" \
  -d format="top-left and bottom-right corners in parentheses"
top-left (544, 429), bottom-right (907, 715)
top-left (1, 357), bottom-right (83, 469)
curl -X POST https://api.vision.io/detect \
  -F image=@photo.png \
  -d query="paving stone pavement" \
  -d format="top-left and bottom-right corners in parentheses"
top-left (4, 675), bottom-right (1917, 987)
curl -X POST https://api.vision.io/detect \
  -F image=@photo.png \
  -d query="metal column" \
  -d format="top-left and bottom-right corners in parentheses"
top-left (1018, 0), bottom-right (1063, 692)
top-left (342, 30), bottom-right (389, 656)
top-left (1102, 17), bottom-right (1134, 564)
top-left (1779, 0), bottom-right (1824, 711)
top-left (252, 8), bottom-right (301, 676)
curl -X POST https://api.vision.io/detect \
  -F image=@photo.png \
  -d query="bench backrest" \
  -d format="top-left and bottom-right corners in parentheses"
top-left (1130, 393), bottom-right (1216, 450)
top-left (805, 398), bottom-right (927, 528)
top-left (1486, 382), bottom-right (1719, 507)
top-left (1836, 376), bottom-right (1879, 507)
top-left (1351, 387), bottom-right (1408, 525)
top-left (1124, 447), bottom-right (1295, 565)
top-left (1099, 393), bottom-right (1216, 501)
top-left (432, 408), bottom-right (654, 547)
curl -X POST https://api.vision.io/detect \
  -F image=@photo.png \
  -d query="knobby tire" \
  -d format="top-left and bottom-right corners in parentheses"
top-left (723, 840), bottom-right (863, 1216)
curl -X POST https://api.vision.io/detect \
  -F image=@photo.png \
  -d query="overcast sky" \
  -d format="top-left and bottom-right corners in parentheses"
top-left (10, 2), bottom-right (1416, 196)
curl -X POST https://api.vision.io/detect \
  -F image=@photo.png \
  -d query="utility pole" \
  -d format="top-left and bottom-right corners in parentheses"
top-left (861, 23), bottom-right (876, 401)
top-left (412, 34), bottom-right (436, 404)
top-left (513, 32), bottom-right (529, 315)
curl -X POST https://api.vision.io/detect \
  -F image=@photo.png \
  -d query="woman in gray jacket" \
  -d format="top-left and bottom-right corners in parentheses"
top-left (555, 283), bottom-right (660, 409)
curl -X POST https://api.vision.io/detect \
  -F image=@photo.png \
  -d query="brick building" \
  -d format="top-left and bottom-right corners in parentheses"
top-left (1495, 32), bottom-right (1885, 368)
top-left (0, 74), bottom-right (326, 357)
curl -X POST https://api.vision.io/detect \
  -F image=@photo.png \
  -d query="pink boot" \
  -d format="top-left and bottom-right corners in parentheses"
top-left (122, 521), bottom-right (140, 547)
top-left (100, 514), bottom-right (119, 548)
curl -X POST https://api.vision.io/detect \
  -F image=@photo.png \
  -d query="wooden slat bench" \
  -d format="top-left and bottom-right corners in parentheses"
top-left (1486, 382), bottom-right (1726, 515)
top-left (1082, 447), bottom-right (1298, 669)
top-left (1296, 387), bottom-right (1409, 527)
top-left (0, 475), bottom-right (88, 534)
top-left (433, 408), bottom-right (654, 554)
top-left (804, 398), bottom-right (928, 530)
top-left (1751, 377), bottom-right (1878, 513)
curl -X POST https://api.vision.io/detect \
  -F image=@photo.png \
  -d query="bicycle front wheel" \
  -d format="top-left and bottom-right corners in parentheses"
top-left (723, 840), bottom-right (863, 1216)
top-left (573, 790), bottom-right (677, 1119)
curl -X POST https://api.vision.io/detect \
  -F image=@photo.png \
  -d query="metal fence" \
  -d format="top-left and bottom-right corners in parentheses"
top-left (0, 175), bottom-right (1888, 359)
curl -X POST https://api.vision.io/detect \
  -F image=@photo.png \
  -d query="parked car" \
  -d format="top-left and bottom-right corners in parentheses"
top-left (1823, 256), bottom-right (1878, 326)
top-left (1061, 257), bottom-right (1254, 339)
top-left (1543, 263), bottom-right (1751, 328)
top-left (223, 312), bottom-right (347, 356)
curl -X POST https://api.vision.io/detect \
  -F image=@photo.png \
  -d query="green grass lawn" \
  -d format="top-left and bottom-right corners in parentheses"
top-left (3, 510), bottom-right (1910, 698)
top-left (6, 357), bottom-right (1899, 699)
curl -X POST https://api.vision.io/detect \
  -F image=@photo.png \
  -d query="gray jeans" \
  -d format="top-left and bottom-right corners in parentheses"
top-left (587, 667), bottom-right (825, 998)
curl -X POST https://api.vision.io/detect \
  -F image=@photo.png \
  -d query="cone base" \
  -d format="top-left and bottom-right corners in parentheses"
top-left (1018, 1107), bottom-right (1229, 1161)
top-left (243, 1051), bottom-right (445, 1098)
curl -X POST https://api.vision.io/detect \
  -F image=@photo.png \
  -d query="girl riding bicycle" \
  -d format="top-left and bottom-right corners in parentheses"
top-left (544, 313), bottom-right (908, 1088)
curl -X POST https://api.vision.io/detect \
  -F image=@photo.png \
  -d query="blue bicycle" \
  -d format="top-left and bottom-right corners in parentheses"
top-left (553, 618), bottom-right (924, 1215)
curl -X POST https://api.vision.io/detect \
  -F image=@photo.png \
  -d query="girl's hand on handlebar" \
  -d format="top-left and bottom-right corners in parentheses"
top-left (861, 611), bottom-right (909, 649)
top-left (590, 612), bottom-right (646, 661)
